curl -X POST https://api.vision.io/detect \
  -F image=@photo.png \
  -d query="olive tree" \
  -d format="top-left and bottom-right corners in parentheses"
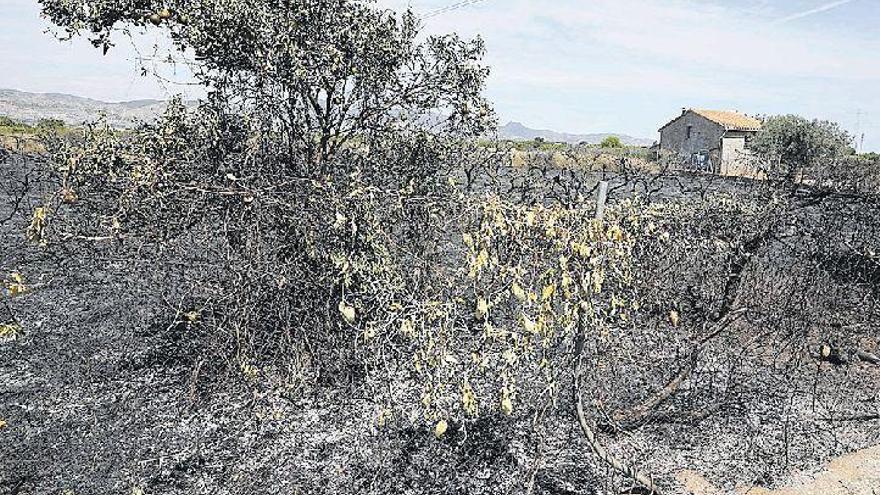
top-left (749, 114), bottom-right (854, 182)
top-left (42, 0), bottom-right (493, 168)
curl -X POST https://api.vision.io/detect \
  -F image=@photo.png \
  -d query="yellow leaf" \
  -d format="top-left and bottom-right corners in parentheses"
top-left (240, 363), bottom-right (258, 380)
top-left (510, 282), bottom-right (526, 302)
top-left (461, 382), bottom-right (478, 416)
top-left (0, 418), bottom-right (6, 429)
top-left (434, 419), bottom-right (448, 438)
top-left (399, 318), bottom-right (414, 337)
top-left (592, 270), bottom-right (605, 294)
top-left (332, 211), bottom-right (347, 230)
top-left (669, 310), bottom-right (680, 327)
top-left (27, 207), bottom-right (48, 243)
top-left (502, 349), bottom-right (517, 364)
top-left (462, 233), bottom-right (474, 248)
top-left (561, 273), bottom-right (573, 289)
top-left (339, 301), bottom-right (356, 324)
top-left (475, 297), bottom-right (489, 320)
top-left (501, 397), bottom-right (513, 415)
top-left (522, 313), bottom-right (537, 334)
top-left (541, 284), bottom-right (556, 301)
top-left (476, 248), bottom-right (489, 268)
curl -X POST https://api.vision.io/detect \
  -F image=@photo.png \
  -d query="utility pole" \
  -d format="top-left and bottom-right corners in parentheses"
top-left (855, 109), bottom-right (865, 153)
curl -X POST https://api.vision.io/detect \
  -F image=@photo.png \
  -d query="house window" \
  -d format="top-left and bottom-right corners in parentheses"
top-left (686, 125), bottom-right (693, 140)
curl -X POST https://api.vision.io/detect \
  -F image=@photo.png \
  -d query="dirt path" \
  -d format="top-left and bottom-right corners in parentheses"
top-left (678, 444), bottom-right (880, 495)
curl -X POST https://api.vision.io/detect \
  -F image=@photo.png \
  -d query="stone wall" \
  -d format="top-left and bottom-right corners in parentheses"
top-left (659, 111), bottom-right (726, 162)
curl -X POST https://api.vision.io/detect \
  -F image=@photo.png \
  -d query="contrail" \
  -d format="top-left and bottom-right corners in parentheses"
top-left (774, 0), bottom-right (855, 24)
top-left (423, 0), bottom-right (488, 19)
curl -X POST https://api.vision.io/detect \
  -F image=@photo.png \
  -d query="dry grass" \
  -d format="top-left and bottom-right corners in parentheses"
top-left (509, 148), bottom-right (660, 173)
top-left (0, 134), bottom-right (45, 153)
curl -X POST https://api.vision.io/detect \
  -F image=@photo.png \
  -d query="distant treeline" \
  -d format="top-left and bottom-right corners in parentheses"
top-left (0, 116), bottom-right (66, 134)
top-left (489, 136), bottom-right (645, 152)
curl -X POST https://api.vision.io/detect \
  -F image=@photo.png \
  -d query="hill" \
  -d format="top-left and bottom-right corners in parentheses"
top-left (499, 121), bottom-right (653, 146)
top-left (0, 88), bottom-right (174, 128)
top-left (1, 90), bottom-right (655, 146)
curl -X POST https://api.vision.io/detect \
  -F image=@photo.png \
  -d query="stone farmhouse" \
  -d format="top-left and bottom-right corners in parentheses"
top-left (658, 108), bottom-right (762, 176)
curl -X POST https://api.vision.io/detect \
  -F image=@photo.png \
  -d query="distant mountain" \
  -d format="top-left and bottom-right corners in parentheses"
top-left (499, 121), bottom-right (654, 147)
top-left (0, 89), bottom-right (175, 128)
top-left (1, 90), bottom-right (657, 147)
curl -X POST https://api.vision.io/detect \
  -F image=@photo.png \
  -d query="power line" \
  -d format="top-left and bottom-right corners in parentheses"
top-left (422, 0), bottom-right (487, 19)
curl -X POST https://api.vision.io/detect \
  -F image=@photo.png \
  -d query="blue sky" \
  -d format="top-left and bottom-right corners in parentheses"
top-left (1, 0), bottom-right (878, 150)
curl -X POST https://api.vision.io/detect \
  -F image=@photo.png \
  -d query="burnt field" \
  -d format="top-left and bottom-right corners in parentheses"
top-left (2, 150), bottom-right (880, 495)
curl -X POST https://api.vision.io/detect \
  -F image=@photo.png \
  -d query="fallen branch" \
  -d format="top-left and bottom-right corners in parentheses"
top-left (821, 413), bottom-right (880, 422)
top-left (607, 308), bottom-right (747, 430)
top-left (856, 350), bottom-right (880, 365)
top-left (606, 353), bottom-right (697, 431)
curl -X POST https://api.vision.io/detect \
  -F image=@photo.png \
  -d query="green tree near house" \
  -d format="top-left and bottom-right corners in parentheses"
top-left (748, 114), bottom-right (854, 180)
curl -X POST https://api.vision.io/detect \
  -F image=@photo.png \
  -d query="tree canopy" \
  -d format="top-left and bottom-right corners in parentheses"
top-left (599, 135), bottom-right (623, 148)
top-left (749, 114), bottom-right (853, 180)
top-left (40, 0), bottom-right (493, 168)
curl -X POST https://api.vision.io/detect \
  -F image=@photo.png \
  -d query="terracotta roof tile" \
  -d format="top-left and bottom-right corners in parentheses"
top-left (691, 109), bottom-right (762, 131)
top-left (658, 109), bottom-right (763, 132)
